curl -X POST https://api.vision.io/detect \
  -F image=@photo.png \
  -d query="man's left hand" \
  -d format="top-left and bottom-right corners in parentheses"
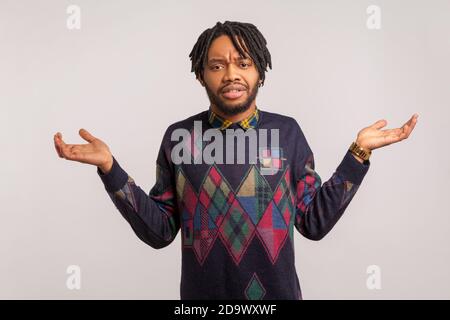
top-left (356, 113), bottom-right (419, 151)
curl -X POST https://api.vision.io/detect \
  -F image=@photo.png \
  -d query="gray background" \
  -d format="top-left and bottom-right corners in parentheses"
top-left (1, 0), bottom-right (449, 299)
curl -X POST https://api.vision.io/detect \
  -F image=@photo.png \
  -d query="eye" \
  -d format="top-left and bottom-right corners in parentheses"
top-left (240, 62), bottom-right (250, 68)
top-left (211, 65), bottom-right (223, 70)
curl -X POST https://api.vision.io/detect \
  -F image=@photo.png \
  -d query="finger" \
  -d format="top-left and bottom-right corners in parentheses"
top-left (59, 140), bottom-right (74, 160)
top-left (59, 143), bottom-right (70, 159)
top-left (396, 123), bottom-right (408, 141)
top-left (79, 128), bottom-right (96, 143)
top-left (382, 114), bottom-right (419, 144)
top-left (401, 127), bottom-right (409, 139)
top-left (381, 128), bottom-right (402, 135)
top-left (399, 121), bottom-right (412, 140)
top-left (55, 133), bottom-right (75, 160)
top-left (409, 113), bottom-right (418, 127)
top-left (53, 135), bottom-right (60, 157)
top-left (372, 119), bottom-right (387, 130)
top-left (58, 134), bottom-right (70, 151)
top-left (53, 135), bottom-right (63, 158)
top-left (54, 133), bottom-right (65, 156)
top-left (404, 114), bottom-right (418, 138)
top-left (398, 122), bottom-right (413, 140)
top-left (402, 117), bottom-right (413, 128)
top-left (55, 132), bottom-right (65, 146)
top-left (402, 113), bottom-right (418, 130)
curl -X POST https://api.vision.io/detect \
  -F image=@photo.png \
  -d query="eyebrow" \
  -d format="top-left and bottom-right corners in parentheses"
top-left (207, 56), bottom-right (251, 64)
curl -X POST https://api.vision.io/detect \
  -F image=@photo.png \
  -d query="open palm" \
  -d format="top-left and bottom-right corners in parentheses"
top-left (356, 113), bottom-right (419, 151)
top-left (53, 129), bottom-right (112, 168)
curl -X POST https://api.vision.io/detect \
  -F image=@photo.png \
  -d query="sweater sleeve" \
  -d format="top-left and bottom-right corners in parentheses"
top-left (292, 122), bottom-right (370, 241)
top-left (97, 131), bottom-right (180, 249)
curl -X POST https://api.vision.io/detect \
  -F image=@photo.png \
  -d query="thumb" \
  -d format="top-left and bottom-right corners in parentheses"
top-left (79, 128), bottom-right (96, 143)
top-left (371, 119), bottom-right (387, 130)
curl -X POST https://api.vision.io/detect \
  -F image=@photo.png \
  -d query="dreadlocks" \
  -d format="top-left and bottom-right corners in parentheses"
top-left (189, 21), bottom-right (272, 87)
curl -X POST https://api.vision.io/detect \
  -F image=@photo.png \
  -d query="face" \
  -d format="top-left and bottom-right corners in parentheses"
top-left (200, 34), bottom-right (261, 116)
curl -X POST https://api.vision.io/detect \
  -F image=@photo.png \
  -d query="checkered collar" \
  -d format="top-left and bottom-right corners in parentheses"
top-left (207, 107), bottom-right (260, 131)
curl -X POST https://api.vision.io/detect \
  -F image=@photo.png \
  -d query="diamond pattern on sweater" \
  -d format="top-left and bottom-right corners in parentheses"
top-left (219, 197), bottom-right (256, 265)
top-left (176, 168), bottom-right (197, 247)
top-left (245, 273), bottom-right (266, 300)
top-left (273, 167), bottom-right (296, 240)
top-left (257, 200), bottom-right (288, 264)
top-left (199, 165), bottom-right (234, 228)
top-left (176, 164), bottom-right (293, 265)
top-left (295, 154), bottom-right (321, 223)
top-left (192, 201), bottom-right (218, 265)
top-left (236, 166), bottom-right (272, 226)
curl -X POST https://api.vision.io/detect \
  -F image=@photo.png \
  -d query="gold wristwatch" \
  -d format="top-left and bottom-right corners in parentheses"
top-left (349, 141), bottom-right (371, 161)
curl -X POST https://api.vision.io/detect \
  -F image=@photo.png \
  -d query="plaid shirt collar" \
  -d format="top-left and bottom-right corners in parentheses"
top-left (207, 106), bottom-right (260, 131)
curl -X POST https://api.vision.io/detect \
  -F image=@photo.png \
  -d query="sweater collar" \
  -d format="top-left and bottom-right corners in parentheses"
top-left (207, 106), bottom-right (260, 131)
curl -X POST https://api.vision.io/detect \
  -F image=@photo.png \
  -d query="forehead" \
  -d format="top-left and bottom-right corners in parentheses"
top-left (207, 34), bottom-right (251, 61)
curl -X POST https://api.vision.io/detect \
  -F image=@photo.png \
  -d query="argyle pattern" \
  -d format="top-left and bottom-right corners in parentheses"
top-left (97, 108), bottom-right (370, 299)
top-left (245, 273), bottom-right (266, 300)
top-left (176, 163), bottom-right (292, 266)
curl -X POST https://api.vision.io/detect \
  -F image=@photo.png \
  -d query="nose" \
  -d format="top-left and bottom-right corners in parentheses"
top-left (223, 63), bottom-right (242, 83)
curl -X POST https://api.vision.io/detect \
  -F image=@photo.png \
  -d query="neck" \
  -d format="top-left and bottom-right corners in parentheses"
top-left (211, 102), bottom-right (257, 123)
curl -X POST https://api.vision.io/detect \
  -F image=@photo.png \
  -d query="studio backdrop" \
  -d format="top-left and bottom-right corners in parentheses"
top-left (1, 0), bottom-right (449, 299)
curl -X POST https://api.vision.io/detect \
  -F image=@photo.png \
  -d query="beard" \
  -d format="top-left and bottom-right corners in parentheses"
top-left (204, 81), bottom-right (259, 116)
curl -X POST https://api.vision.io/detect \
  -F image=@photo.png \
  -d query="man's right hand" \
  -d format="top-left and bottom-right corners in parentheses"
top-left (53, 129), bottom-right (113, 174)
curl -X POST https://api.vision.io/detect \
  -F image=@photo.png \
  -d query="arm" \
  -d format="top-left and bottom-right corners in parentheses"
top-left (293, 125), bottom-right (370, 241)
top-left (97, 137), bottom-right (179, 249)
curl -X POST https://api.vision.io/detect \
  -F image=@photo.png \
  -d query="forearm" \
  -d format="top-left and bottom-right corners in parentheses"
top-left (97, 156), bottom-right (179, 248)
top-left (296, 150), bottom-right (370, 240)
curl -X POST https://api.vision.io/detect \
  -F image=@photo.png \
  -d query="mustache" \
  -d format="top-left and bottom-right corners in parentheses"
top-left (220, 83), bottom-right (248, 93)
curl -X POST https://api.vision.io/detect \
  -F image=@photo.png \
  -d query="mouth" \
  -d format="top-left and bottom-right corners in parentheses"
top-left (221, 84), bottom-right (247, 100)
top-left (222, 89), bottom-right (246, 100)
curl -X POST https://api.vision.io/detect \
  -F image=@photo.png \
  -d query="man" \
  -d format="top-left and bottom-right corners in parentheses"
top-left (53, 21), bottom-right (418, 299)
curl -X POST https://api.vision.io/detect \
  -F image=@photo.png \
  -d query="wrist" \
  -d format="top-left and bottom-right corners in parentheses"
top-left (99, 155), bottom-right (113, 174)
top-left (351, 152), bottom-right (365, 164)
top-left (349, 141), bottom-right (371, 162)
top-left (355, 138), bottom-right (371, 152)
